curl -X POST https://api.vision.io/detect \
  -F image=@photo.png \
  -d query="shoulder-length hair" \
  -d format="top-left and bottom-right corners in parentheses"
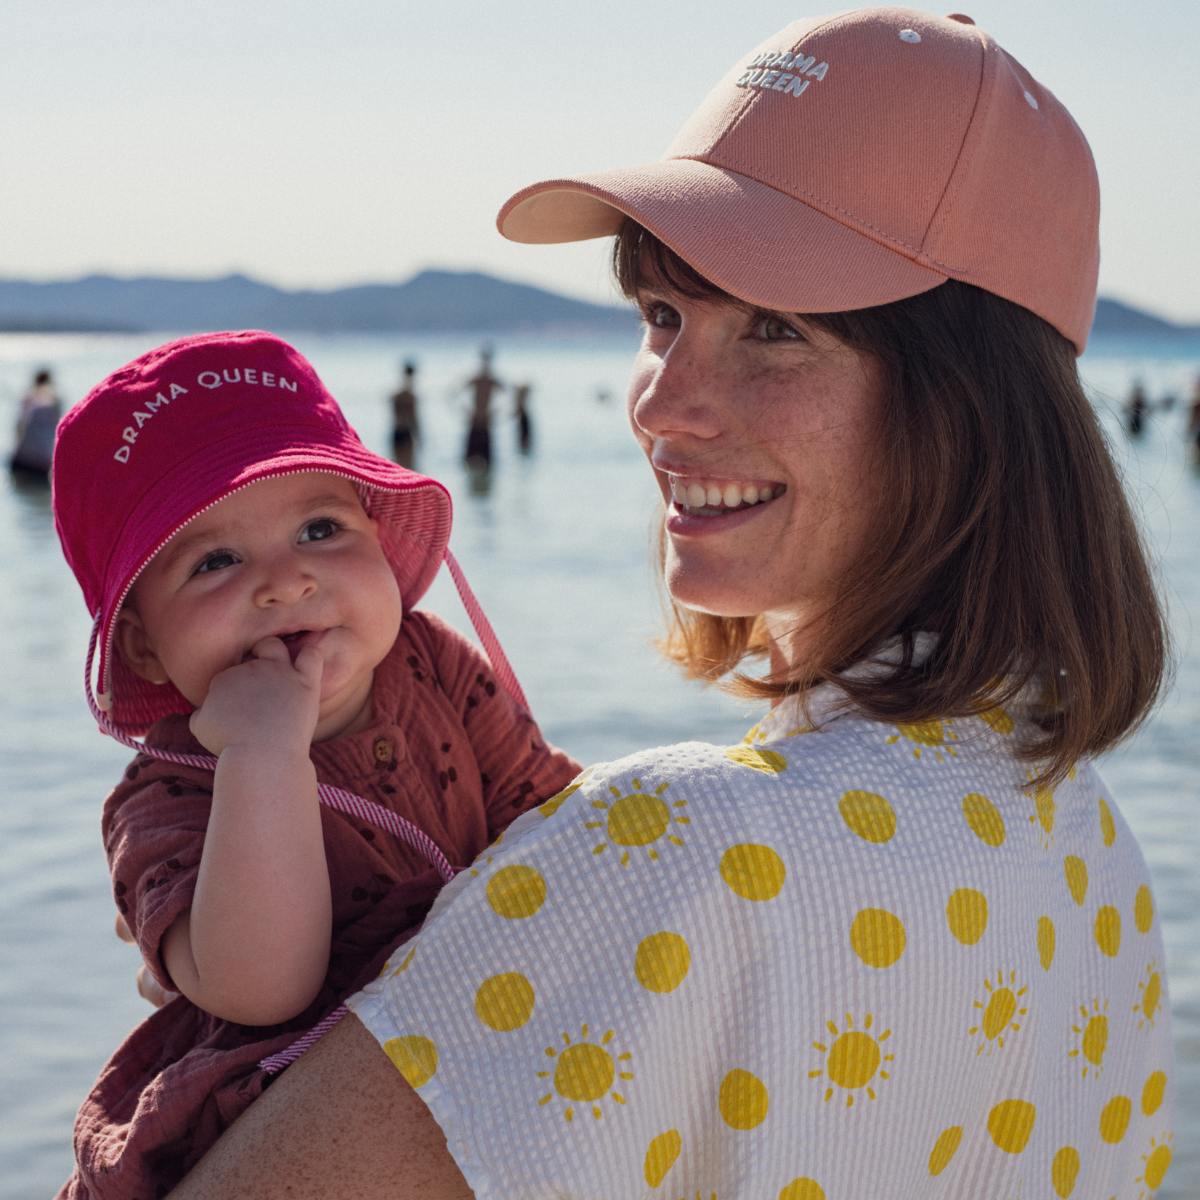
top-left (614, 220), bottom-right (1169, 784)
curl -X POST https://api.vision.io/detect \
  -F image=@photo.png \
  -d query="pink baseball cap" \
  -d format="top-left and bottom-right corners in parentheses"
top-left (52, 330), bottom-right (452, 735)
top-left (498, 7), bottom-right (1099, 352)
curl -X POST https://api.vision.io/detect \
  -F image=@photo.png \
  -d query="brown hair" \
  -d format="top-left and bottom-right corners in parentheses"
top-left (614, 220), bottom-right (1169, 784)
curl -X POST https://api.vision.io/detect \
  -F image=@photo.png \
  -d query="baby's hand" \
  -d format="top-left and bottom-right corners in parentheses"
top-left (189, 636), bottom-right (325, 757)
top-left (116, 912), bottom-right (178, 1008)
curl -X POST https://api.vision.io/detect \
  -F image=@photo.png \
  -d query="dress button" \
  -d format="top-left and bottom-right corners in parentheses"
top-left (373, 737), bottom-right (394, 764)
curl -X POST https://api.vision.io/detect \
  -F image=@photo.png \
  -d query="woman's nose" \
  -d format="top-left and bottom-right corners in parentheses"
top-left (628, 338), bottom-right (724, 443)
top-left (253, 554), bottom-right (317, 607)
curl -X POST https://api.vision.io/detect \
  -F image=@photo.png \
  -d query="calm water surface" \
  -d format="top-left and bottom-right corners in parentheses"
top-left (1, 330), bottom-right (1196, 1197)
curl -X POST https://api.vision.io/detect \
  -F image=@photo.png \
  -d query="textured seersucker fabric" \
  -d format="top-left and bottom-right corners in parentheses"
top-left (349, 677), bottom-right (1176, 1198)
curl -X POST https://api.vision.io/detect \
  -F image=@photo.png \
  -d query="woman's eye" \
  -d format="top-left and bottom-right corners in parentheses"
top-left (641, 300), bottom-right (681, 330)
top-left (753, 313), bottom-right (804, 341)
top-left (194, 551), bottom-right (237, 575)
top-left (300, 518), bottom-right (340, 543)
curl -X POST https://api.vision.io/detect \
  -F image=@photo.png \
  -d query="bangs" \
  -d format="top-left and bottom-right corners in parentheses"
top-left (612, 222), bottom-right (730, 303)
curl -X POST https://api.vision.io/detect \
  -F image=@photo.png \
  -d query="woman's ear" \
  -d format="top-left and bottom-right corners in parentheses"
top-left (115, 609), bottom-right (170, 685)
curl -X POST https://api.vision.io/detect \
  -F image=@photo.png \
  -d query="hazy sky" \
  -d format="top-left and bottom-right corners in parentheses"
top-left (6, 0), bottom-right (1198, 321)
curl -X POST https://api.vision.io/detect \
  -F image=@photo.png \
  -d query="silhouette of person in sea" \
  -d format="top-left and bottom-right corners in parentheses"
top-left (10, 367), bottom-right (61, 478)
top-left (462, 346), bottom-right (504, 472)
top-left (389, 360), bottom-right (420, 469)
top-left (512, 382), bottom-right (534, 454)
top-left (1125, 379), bottom-right (1149, 437)
top-left (1187, 375), bottom-right (1200, 466)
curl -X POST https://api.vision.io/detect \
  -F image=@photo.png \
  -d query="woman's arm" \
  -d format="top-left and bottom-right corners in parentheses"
top-left (168, 1013), bottom-right (472, 1200)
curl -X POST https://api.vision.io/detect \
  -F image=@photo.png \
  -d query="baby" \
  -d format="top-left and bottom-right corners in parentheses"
top-left (50, 331), bottom-right (580, 1199)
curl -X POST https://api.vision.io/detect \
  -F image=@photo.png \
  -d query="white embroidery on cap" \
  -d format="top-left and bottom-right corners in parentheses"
top-left (737, 49), bottom-right (829, 97)
top-left (898, 28), bottom-right (922, 44)
top-left (1023, 89), bottom-right (1039, 110)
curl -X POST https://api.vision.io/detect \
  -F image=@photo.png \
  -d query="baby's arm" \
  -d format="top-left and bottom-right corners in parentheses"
top-left (163, 636), bottom-right (332, 1026)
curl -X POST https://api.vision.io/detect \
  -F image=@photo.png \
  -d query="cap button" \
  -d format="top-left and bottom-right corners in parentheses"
top-left (946, 12), bottom-right (976, 24)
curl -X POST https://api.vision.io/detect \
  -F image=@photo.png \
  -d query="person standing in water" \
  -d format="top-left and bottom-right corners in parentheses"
top-left (1187, 374), bottom-right (1200, 465)
top-left (1125, 379), bottom-right (1149, 437)
top-left (462, 346), bottom-right (503, 471)
top-left (11, 367), bottom-right (61, 476)
top-left (511, 382), bottom-right (534, 454)
top-left (389, 360), bottom-right (421, 469)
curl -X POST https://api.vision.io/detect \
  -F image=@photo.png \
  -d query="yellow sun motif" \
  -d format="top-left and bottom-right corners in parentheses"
top-left (643, 1129), bottom-right (682, 1187)
top-left (1051, 1145), bottom-right (1081, 1198)
top-left (1137, 1133), bottom-right (1173, 1197)
top-left (808, 1011), bottom-right (894, 1107)
top-left (586, 777), bottom-right (688, 866)
top-left (778, 1181), bottom-right (826, 1200)
top-left (885, 719), bottom-right (959, 762)
top-left (387, 945), bottom-right (416, 976)
top-left (987, 1098), bottom-right (1037, 1154)
top-left (968, 969), bottom-right (1029, 1055)
top-left (1098, 796), bottom-right (1117, 847)
top-left (1099, 1093), bottom-right (1132, 1144)
top-left (742, 719), bottom-right (770, 746)
top-left (536, 1024), bottom-right (633, 1122)
top-left (540, 776), bottom-right (586, 819)
top-left (1037, 915), bottom-right (1056, 971)
top-left (928, 1126), bottom-right (964, 1177)
top-left (1026, 778), bottom-right (1057, 847)
top-left (724, 745), bottom-right (788, 774)
top-left (1134, 963), bottom-right (1163, 1029)
top-left (979, 705), bottom-right (1015, 736)
top-left (382, 1034), bottom-right (438, 1088)
top-left (1134, 884), bottom-right (1155, 934)
top-left (1142, 1070), bottom-right (1167, 1117)
top-left (1068, 998), bottom-right (1110, 1078)
top-left (486, 863), bottom-right (547, 920)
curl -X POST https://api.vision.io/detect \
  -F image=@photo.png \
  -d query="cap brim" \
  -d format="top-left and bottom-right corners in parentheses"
top-left (498, 158), bottom-right (948, 314)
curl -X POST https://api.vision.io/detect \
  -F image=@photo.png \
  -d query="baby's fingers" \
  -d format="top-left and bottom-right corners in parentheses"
top-left (293, 639), bottom-right (327, 688)
top-left (246, 635), bottom-right (290, 664)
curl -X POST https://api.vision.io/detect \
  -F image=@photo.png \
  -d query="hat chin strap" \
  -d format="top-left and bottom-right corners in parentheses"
top-left (443, 547), bottom-right (529, 711)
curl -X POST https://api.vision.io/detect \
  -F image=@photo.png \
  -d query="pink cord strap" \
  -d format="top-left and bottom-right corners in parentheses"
top-left (443, 548), bottom-right (530, 712)
top-left (259, 1004), bottom-right (349, 1074)
top-left (317, 783), bottom-right (456, 882)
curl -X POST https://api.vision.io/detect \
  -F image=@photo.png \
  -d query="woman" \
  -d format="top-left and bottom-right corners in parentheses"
top-left (172, 10), bottom-right (1176, 1198)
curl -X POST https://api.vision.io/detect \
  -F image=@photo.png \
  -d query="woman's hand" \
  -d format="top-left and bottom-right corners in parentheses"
top-left (115, 912), bottom-right (178, 1008)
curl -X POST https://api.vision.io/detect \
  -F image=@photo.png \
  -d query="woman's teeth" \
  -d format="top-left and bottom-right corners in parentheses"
top-left (668, 477), bottom-right (785, 514)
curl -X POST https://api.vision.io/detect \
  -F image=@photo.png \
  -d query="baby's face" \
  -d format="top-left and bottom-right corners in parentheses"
top-left (117, 473), bottom-right (403, 741)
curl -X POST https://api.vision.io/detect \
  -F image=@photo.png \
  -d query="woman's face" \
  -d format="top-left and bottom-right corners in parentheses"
top-left (627, 285), bottom-right (885, 643)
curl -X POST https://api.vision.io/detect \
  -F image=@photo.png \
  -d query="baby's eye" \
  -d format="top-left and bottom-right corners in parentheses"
top-left (751, 312), bottom-right (805, 342)
top-left (300, 518), bottom-right (341, 543)
top-left (194, 550), bottom-right (238, 575)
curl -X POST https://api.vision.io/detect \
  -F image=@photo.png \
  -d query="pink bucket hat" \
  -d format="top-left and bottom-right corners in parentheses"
top-left (52, 330), bottom-right (453, 735)
top-left (498, 7), bottom-right (1099, 353)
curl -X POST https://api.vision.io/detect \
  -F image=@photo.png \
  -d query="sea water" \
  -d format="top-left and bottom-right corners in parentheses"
top-left (1, 329), bottom-right (1196, 1197)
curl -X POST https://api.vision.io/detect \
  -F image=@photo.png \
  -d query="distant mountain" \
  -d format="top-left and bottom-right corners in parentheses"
top-left (1091, 296), bottom-right (1200, 337)
top-left (0, 270), bottom-right (635, 334)
top-left (0, 270), bottom-right (1193, 337)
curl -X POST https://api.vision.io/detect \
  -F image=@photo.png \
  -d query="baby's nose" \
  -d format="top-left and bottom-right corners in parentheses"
top-left (254, 556), bottom-right (317, 606)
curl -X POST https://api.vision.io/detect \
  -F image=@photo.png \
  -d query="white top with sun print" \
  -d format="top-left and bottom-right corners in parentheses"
top-left (348, 684), bottom-right (1176, 1200)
